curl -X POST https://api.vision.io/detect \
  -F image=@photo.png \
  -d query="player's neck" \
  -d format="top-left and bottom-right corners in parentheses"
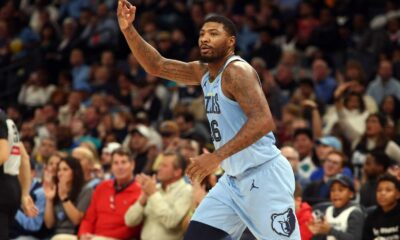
top-left (208, 53), bottom-right (235, 80)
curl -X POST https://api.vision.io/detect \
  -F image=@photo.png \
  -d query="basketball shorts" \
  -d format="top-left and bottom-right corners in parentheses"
top-left (191, 154), bottom-right (301, 240)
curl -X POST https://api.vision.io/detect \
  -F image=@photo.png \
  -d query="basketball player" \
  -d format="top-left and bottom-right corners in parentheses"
top-left (0, 110), bottom-right (38, 239)
top-left (117, 1), bottom-right (300, 239)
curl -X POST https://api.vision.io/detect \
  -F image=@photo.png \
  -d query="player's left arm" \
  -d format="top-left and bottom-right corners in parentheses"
top-left (214, 61), bottom-right (276, 161)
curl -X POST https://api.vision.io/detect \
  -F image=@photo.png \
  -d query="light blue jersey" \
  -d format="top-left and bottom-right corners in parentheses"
top-left (201, 55), bottom-right (280, 176)
top-left (192, 55), bottom-right (300, 240)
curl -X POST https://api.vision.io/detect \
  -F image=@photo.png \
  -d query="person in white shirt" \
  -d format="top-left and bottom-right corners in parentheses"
top-left (125, 151), bottom-right (192, 240)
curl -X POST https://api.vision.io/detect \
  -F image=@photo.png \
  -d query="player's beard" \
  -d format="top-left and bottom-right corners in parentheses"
top-left (199, 47), bottom-right (226, 63)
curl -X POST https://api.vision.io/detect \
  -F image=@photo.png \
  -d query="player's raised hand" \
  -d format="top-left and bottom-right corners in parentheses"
top-left (117, 0), bottom-right (136, 31)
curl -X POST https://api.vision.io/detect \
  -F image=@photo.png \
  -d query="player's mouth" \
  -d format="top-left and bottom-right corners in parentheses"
top-left (200, 45), bottom-right (212, 54)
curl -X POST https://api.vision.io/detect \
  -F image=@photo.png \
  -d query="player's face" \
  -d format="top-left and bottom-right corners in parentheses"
top-left (199, 22), bottom-right (232, 63)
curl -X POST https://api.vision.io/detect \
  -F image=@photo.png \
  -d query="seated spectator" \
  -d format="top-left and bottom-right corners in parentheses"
top-left (293, 128), bottom-right (317, 179)
top-left (125, 151), bottom-right (192, 240)
top-left (78, 148), bottom-right (141, 240)
top-left (303, 150), bottom-right (347, 205)
top-left (10, 159), bottom-right (51, 239)
top-left (366, 59), bottom-right (400, 105)
top-left (42, 153), bottom-right (63, 185)
top-left (32, 137), bottom-right (57, 177)
top-left (310, 136), bottom-right (353, 181)
top-left (99, 142), bottom-right (121, 180)
top-left (18, 69), bottom-right (56, 109)
top-left (351, 113), bottom-right (400, 177)
top-left (309, 175), bottom-right (364, 240)
top-left (126, 125), bottom-right (152, 174)
top-left (58, 91), bottom-right (86, 126)
top-left (360, 151), bottom-right (392, 208)
top-left (362, 174), bottom-right (400, 240)
top-left (294, 183), bottom-right (313, 240)
top-left (175, 111), bottom-right (210, 145)
top-left (43, 156), bottom-right (92, 239)
top-left (311, 59), bottom-right (337, 105)
top-left (281, 146), bottom-right (310, 189)
top-left (71, 146), bottom-right (100, 189)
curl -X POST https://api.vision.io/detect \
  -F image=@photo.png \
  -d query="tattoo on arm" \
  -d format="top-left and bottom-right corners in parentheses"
top-left (122, 26), bottom-right (204, 85)
top-left (214, 63), bottom-right (275, 161)
top-left (123, 26), bottom-right (161, 74)
top-left (159, 60), bottom-right (205, 85)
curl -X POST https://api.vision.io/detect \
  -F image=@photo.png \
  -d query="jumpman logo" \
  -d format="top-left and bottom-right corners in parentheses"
top-left (250, 179), bottom-right (259, 191)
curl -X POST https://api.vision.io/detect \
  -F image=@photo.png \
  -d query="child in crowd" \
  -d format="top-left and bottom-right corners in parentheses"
top-left (362, 174), bottom-right (400, 240)
top-left (308, 174), bottom-right (364, 240)
top-left (294, 183), bottom-right (313, 240)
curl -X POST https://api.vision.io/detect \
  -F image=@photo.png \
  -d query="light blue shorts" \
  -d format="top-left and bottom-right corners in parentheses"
top-left (191, 155), bottom-right (301, 240)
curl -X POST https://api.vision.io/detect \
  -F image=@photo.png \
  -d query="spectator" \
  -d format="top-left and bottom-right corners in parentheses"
top-left (251, 57), bottom-right (285, 120)
top-left (175, 111), bottom-right (209, 144)
top-left (294, 183), bottom-right (313, 240)
top-left (303, 150), bottom-right (347, 205)
top-left (324, 82), bottom-right (370, 138)
top-left (366, 59), bottom-right (400, 105)
top-left (43, 156), bottom-right (92, 238)
top-left (360, 151), bottom-right (392, 208)
top-left (362, 174), bottom-right (400, 240)
top-left (126, 124), bottom-right (152, 174)
top-left (33, 136), bottom-right (57, 178)
top-left (311, 59), bottom-right (337, 105)
top-left (251, 28), bottom-right (282, 69)
top-left (296, 2), bottom-right (319, 49)
top-left (71, 146), bottom-right (100, 188)
top-left (78, 148), bottom-right (142, 240)
top-left (351, 113), bottom-right (400, 174)
top-left (281, 146), bottom-right (310, 189)
top-left (18, 70), bottom-right (56, 109)
top-left (42, 153), bottom-right (62, 185)
top-left (380, 95), bottom-right (400, 131)
top-left (69, 48), bottom-right (91, 92)
top-left (125, 151), bottom-right (192, 240)
top-left (293, 128), bottom-right (317, 179)
top-left (311, 136), bottom-right (353, 181)
top-left (159, 120), bottom-right (181, 151)
top-left (99, 142), bottom-right (121, 180)
top-left (33, 136), bottom-right (57, 166)
top-left (58, 91), bottom-right (85, 126)
top-left (273, 63), bottom-right (297, 103)
top-left (340, 59), bottom-right (377, 113)
top-left (56, 18), bottom-right (78, 69)
top-left (308, 175), bottom-right (364, 240)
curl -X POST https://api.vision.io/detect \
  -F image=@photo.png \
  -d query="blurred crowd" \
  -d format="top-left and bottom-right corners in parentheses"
top-left (1, 0), bottom-right (400, 239)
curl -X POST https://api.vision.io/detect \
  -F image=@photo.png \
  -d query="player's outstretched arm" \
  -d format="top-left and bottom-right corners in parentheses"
top-left (215, 61), bottom-right (276, 160)
top-left (117, 0), bottom-right (205, 85)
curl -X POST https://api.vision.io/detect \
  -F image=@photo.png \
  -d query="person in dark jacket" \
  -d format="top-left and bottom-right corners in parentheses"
top-left (362, 174), bottom-right (400, 240)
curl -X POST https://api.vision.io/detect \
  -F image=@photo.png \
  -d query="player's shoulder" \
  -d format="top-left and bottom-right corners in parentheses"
top-left (223, 59), bottom-right (257, 84)
top-left (224, 59), bottom-right (254, 75)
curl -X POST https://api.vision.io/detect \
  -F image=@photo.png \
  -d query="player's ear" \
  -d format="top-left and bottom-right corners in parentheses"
top-left (228, 36), bottom-right (235, 49)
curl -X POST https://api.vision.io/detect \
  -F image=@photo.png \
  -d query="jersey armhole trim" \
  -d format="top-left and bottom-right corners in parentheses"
top-left (218, 58), bottom-right (242, 106)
